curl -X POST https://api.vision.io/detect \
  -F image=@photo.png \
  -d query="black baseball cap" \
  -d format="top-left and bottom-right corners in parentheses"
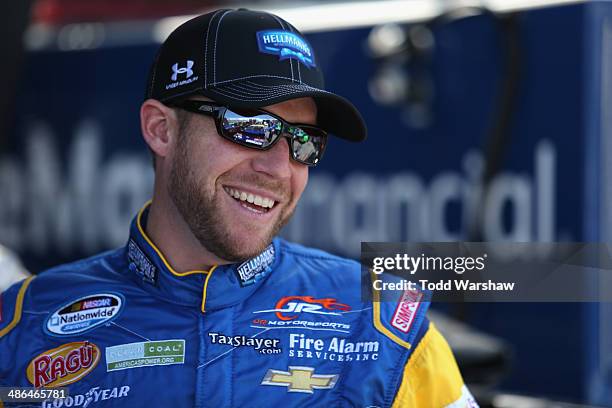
top-left (145, 8), bottom-right (366, 142)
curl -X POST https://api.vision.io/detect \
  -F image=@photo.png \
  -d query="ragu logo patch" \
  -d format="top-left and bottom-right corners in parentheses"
top-left (391, 289), bottom-right (423, 333)
top-left (254, 296), bottom-right (351, 321)
top-left (27, 342), bottom-right (100, 387)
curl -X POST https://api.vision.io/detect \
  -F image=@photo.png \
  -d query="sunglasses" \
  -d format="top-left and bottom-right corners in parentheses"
top-left (171, 100), bottom-right (327, 166)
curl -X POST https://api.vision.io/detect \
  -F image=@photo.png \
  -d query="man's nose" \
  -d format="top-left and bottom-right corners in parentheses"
top-left (251, 136), bottom-right (292, 178)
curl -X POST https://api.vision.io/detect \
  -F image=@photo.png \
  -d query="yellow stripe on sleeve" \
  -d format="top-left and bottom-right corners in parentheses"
top-left (392, 322), bottom-right (468, 408)
top-left (0, 277), bottom-right (34, 338)
top-left (370, 269), bottom-right (413, 349)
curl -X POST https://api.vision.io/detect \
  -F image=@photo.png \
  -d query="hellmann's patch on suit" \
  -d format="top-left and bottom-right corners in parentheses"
top-left (127, 239), bottom-right (157, 285)
top-left (235, 244), bottom-right (275, 287)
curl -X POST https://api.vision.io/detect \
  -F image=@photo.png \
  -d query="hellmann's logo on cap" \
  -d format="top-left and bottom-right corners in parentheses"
top-left (256, 30), bottom-right (316, 68)
top-left (27, 341), bottom-right (100, 387)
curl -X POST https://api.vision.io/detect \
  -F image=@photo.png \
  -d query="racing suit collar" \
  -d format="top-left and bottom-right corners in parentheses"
top-left (125, 202), bottom-right (280, 312)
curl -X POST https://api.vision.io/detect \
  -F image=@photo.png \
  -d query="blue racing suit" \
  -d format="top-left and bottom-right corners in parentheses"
top-left (0, 204), bottom-right (477, 407)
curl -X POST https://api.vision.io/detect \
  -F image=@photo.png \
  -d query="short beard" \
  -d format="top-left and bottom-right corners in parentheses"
top-left (168, 125), bottom-right (294, 262)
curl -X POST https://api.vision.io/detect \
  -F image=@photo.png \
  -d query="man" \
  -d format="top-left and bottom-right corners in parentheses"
top-left (0, 9), bottom-right (477, 407)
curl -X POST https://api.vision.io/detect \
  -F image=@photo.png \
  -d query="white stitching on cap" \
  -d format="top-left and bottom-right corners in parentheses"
top-left (204, 9), bottom-right (224, 88)
top-left (148, 49), bottom-right (161, 98)
top-left (213, 74), bottom-right (298, 85)
top-left (213, 10), bottom-right (232, 85)
top-left (285, 22), bottom-right (303, 83)
top-left (243, 80), bottom-right (326, 92)
top-left (232, 81), bottom-right (324, 93)
top-left (212, 86), bottom-right (296, 98)
top-left (223, 83), bottom-right (279, 95)
top-left (297, 58), bottom-right (302, 83)
top-left (270, 14), bottom-right (294, 82)
top-left (209, 88), bottom-right (298, 101)
top-left (239, 81), bottom-right (331, 96)
top-left (223, 83), bottom-right (294, 97)
top-left (228, 82), bottom-right (326, 97)
top-left (210, 87), bottom-right (326, 102)
top-left (220, 87), bottom-right (329, 99)
top-left (230, 81), bottom-right (292, 93)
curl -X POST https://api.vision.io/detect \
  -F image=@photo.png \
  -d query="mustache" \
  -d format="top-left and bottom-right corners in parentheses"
top-left (221, 173), bottom-right (290, 200)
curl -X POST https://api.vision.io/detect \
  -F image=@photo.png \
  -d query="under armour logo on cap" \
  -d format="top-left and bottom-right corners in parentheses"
top-left (171, 60), bottom-right (194, 81)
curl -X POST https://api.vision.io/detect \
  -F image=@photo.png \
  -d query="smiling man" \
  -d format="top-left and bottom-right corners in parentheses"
top-left (0, 9), bottom-right (477, 408)
top-left (143, 96), bottom-right (315, 268)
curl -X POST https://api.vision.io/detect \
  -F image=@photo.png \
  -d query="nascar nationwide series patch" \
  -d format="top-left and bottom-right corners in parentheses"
top-left (45, 293), bottom-right (123, 336)
top-left (27, 341), bottom-right (100, 387)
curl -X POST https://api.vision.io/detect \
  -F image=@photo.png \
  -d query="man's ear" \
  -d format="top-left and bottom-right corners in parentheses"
top-left (140, 99), bottom-right (179, 159)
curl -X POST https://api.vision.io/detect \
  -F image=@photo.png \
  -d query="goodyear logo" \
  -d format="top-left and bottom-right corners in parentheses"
top-left (27, 342), bottom-right (100, 387)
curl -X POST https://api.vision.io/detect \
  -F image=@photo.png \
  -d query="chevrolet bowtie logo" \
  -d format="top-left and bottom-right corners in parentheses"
top-left (261, 366), bottom-right (339, 393)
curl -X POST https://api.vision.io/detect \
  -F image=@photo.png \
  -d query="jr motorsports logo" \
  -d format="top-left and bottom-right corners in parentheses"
top-left (105, 339), bottom-right (185, 372)
top-left (252, 296), bottom-right (352, 333)
top-left (45, 293), bottom-right (123, 336)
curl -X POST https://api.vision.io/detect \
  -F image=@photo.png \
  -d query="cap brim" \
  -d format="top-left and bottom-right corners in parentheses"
top-left (200, 79), bottom-right (367, 142)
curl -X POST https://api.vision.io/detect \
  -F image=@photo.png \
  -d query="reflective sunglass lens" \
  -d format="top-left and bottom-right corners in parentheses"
top-left (222, 109), bottom-right (281, 147)
top-left (290, 128), bottom-right (325, 165)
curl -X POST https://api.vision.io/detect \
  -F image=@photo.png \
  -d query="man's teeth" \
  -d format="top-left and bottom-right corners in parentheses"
top-left (224, 187), bottom-right (276, 209)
